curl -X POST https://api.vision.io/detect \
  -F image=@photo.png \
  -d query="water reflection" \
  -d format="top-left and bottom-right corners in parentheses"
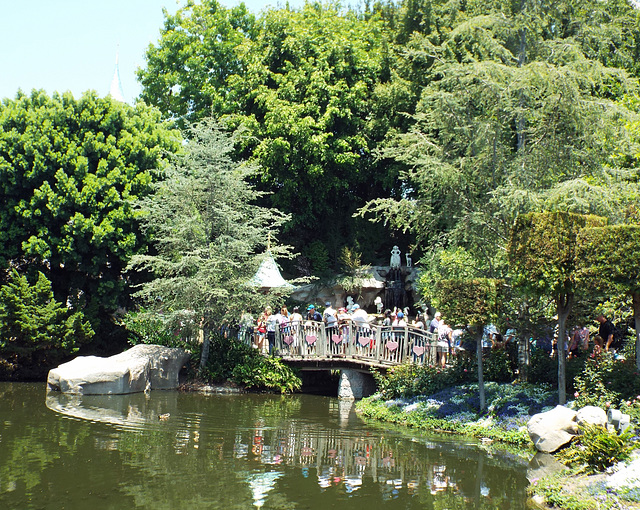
top-left (1, 383), bottom-right (533, 509)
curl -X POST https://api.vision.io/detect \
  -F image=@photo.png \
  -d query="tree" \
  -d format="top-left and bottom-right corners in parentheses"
top-left (508, 211), bottom-right (607, 404)
top-left (0, 90), bottom-right (181, 335)
top-left (432, 278), bottom-right (502, 411)
top-left (137, 0), bottom-right (257, 128)
top-left (140, 2), bottom-right (403, 266)
top-left (577, 225), bottom-right (640, 369)
top-left (127, 119), bottom-right (293, 369)
top-left (0, 270), bottom-right (93, 377)
top-left (359, 2), bottom-right (638, 273)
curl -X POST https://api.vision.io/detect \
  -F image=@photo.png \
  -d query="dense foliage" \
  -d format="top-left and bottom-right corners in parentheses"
top-left (577, 225), bottom-right (640, 368)
top-left (509, 212), bottom-right (608, 403)
top-left (0, 90), bottom-right (180, 338)
top-left (0, 270), bottom-right (93, 379)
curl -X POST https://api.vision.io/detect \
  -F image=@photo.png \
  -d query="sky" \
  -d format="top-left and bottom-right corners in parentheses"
top-left (0, 0), bottom-right (303, 105)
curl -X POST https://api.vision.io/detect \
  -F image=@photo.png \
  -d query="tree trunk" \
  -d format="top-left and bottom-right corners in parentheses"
top-left (556, 293), bottom-right (573, 405)
top-left (634, 292), bottom-right (640, 371)
top-left (476, 326), bottom-right (485, 412)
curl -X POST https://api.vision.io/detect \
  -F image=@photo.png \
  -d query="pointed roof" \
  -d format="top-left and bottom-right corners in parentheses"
top-left (250, 251), bottom-right (293, 290)
top-left (109, 51), bottom-right (125, 102)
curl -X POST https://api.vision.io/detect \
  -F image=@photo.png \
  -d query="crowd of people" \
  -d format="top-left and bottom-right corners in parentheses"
top-left (242, 301), bottom-right (463, 365)
top-left (240, 300), bottom-right (625, 366)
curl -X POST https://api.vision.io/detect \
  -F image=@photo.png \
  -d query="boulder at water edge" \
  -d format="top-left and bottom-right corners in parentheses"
top-left (527, 405), bottom-right (578, 453)
top-left (47, 344), bottom-right (190, 395)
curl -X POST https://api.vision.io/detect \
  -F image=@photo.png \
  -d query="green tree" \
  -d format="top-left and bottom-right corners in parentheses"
top-left (227, 2), bottom-right (398, 262)
top-left (508, 211), bottom-right (607, 404)
top-left (0, 90), bottom-right (180, 334)
top-left (577, 225), bottom-right (640, 369)
top-left (432, 278), bottom-right (502, 411)
top-left (0, 270), bottom-right (93, 377)
top-left (140, 2), bottom-right (402, 266)
top-left (359, 2), bottom-right (637, 270)
top-left (137, 0), bottom-right (257, 128)
top-left (127, 119), bottom-right (293, 370)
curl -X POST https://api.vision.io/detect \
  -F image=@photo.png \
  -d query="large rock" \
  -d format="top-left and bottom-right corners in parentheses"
top-left (527, 405), bottom-right (578, 453)
top-left (47, 344), bottom-right (190, 395)
top-left (577, 405), bottom-right (608, 428)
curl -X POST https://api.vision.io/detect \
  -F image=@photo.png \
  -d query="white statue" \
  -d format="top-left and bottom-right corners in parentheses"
top-left (374, 296), bottom-right (383, 314)
top-left (346, 296), bottom-right (354, 311)
top-left (390, 245), bottom-right (401, 269)
top-left (406, 253), bottom-right (412, 267)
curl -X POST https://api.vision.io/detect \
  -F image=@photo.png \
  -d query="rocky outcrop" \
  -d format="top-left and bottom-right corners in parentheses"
top-left (528, 405), bottom-right (579, 453)
top-left (47, 344), bottom-right (190, 395)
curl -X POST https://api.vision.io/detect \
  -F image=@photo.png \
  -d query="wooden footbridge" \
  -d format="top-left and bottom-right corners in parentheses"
top-left (266, 322), bottom-right (440, 369)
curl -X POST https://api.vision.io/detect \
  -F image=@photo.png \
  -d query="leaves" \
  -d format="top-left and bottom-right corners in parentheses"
top-left (0, 90), bottom-right (180, 323)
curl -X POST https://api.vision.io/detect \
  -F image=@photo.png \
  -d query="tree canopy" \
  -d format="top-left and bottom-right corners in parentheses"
top-left (509, 211), bottom-right (607, 403)
top-left (0, 90), bottom-right (181, 331)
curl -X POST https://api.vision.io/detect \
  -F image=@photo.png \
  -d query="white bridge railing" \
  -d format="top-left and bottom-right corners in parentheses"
top-left (270, 321), bottom-right (439, 367)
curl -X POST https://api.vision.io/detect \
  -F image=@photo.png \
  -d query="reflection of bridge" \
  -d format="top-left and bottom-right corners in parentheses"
top-left (235, 403), bottom-right (527, 503)
top-left (245, 322), bottom-right (439, 398)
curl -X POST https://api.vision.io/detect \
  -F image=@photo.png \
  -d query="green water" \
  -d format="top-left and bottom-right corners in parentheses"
top-left (0, 383), bottom-right (532, 509)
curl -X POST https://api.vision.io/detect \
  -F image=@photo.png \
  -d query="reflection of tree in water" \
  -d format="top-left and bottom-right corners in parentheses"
top-left (1, 387), bottom-right (530, 509)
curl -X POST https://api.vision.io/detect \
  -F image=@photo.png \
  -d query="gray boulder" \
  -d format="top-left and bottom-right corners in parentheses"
top-left (47, 344), bottom-right (190, 395)
top-left (527, 405), bottom-right (578, 453)
top-left (577, 405), bottom-right (608, 428)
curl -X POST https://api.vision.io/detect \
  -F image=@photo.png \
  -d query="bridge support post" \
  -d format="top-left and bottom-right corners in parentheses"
top-left (338, 369), bottom-right (376, 400)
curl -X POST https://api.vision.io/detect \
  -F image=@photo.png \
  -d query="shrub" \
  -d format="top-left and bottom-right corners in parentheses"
top-left (483, 348), bottom-right (515, 382)
top-left (232, 355), bottom-right (302, 394)
top-left (574, 352), bottom-right (640, 409)
top-left (123, 309), bottom-right (198, 349)
top-left (559, 424), bottom-right (636, 473)
top-left (200, 333), bottom-right (301, 394)
top-left (0, 270), bottom-right (93, 377)
top-left (528, 348), bottom-right (587, 393)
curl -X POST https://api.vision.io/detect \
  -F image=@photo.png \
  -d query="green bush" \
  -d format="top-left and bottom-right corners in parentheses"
top-left (232, 355), bottom-right (302, 394)
top-left (200, 334), bottom-right (301, 394)
top-left (528, 348), bottom-right (587, 393)
top-left (0, 270), bottom-right (93, 377)
top-left (559, 424), bottom-right (636, 473)
top-left (123, 309), bottom-right (198, 349)
top-left (483, 348), bottom-right (515, 382)
top-left (574, 352), bottom-right (640, 409)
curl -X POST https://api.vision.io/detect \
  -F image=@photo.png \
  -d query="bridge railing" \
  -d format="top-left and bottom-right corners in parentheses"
top-left (274, 321), bottom-right (438, 366)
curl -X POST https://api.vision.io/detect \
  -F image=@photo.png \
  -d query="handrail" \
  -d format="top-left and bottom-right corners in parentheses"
top-left (272, 320), bottom-right (439, 367)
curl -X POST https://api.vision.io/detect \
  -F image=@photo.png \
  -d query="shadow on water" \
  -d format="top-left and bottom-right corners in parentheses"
top-left (0, 382), bottom-right (537, 509)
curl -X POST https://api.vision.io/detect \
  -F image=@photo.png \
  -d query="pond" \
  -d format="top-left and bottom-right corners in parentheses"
top-left (0, 383), bottom-right (535, 509)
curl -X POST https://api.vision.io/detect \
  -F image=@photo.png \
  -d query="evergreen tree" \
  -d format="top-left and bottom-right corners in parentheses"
top-left (127, 119), bottom-right (293, 369)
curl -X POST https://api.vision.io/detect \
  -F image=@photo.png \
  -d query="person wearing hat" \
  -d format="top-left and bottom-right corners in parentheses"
top-left (307, 304), bottom-right (322, 322)
top-left (392, 311), bottom-right (407, 327)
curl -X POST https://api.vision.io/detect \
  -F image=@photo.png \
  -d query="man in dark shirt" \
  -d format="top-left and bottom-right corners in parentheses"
top-left (306, 304), bottom-right (322, 322)
top-left (596, 314), bottom-right (616, 352)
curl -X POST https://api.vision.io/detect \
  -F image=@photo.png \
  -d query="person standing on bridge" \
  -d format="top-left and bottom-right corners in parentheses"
top-left (323, 301), bottom-right (338, 340)
top-left (289, 306), bottom-right (304, 354)
top-left (307, 304), bottom-right (322, 322)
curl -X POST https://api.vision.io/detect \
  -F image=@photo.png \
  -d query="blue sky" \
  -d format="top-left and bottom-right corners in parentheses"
top-left (0, 0), bottom-right (303, 105)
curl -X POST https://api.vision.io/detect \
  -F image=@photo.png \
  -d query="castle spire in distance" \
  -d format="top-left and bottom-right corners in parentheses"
top-left (109, 48), bottom-right (125, 102)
